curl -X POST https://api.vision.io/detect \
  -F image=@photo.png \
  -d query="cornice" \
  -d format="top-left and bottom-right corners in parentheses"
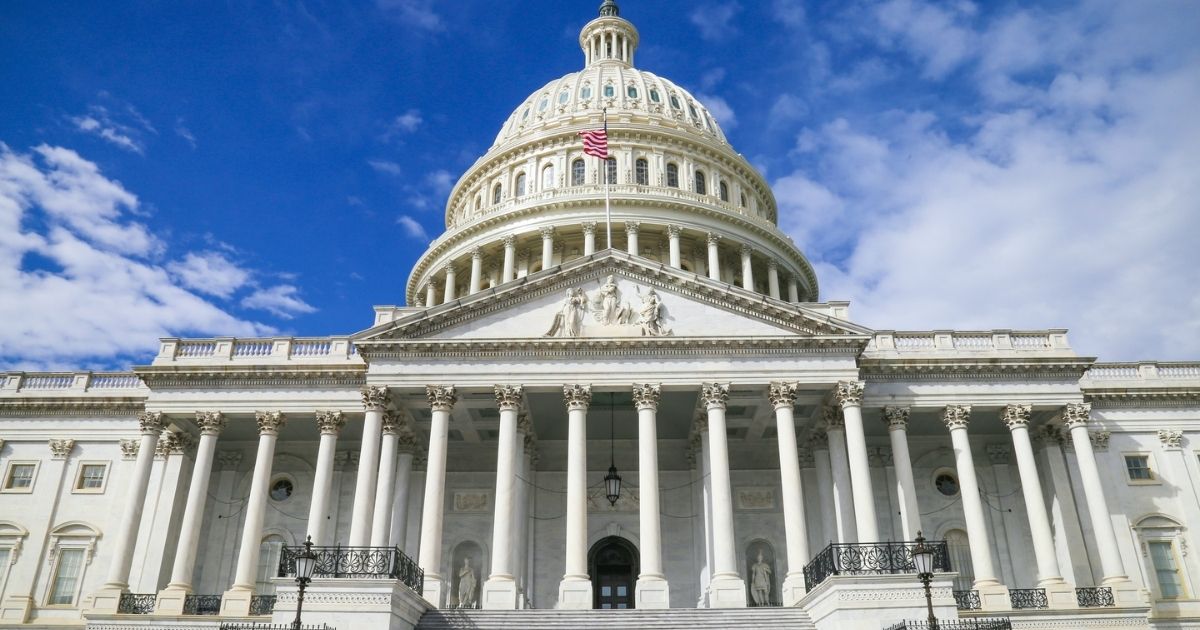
top-left (1085, 389), bottom-right (1200, 408)
top-left (861, 358), bottom-right (1094, 381)
top-left (358, 335), bottom-right (866, 360)
top-left (0, 398), bottom-right (145, 417)
top-left (133, 364), bottom-right (367, 389)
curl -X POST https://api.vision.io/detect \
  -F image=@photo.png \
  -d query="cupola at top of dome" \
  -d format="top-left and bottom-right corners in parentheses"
top-left (581, 1), bottom-right (639, 68)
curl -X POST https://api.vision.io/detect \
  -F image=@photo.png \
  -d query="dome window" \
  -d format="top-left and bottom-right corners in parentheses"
top-left (542, 165), bottom-right (555, 190)
top-left (649, 89), bottom-right (661, 103)
top-left (605, 157), bottom-right (617, 184)
top-left (581, 85), bottom-right (593, 100)
top-left (521, 107), bottom-right (530, 121)
top-left (719, 181), bottom-right (729, 202)
top-left (635, 159), bottom-right (648, 185)
top-left (538, 98), bottom-right (549, 112)
top-left (627, 85), bottom-right (638, 99)
top-left (559, 90), bottom-right (570, 105)
top-left (515, 172), bottom-right (527, 197)
top-left (666, 163), bottom-right (679, 188)
top-left (688, 103), bottom-right (700, 119)
top-left (694, 171), bottom-right (706, 195)
top-left (474, 194), bottom-right (481, 211)
top-left (492, 183), bottom-right (502, 205)
top-left (739, 193), bottom-right (747, 208)
top-left (669, 94), bottom-right (681, 109)
top-left (604, 84), bottom-right (615, 98)
top-left (571, 159), bottom-right (586, 186)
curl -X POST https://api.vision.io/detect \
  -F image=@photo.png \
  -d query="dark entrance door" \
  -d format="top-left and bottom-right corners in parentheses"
top-left (588, 536), bottom-right (638, 610)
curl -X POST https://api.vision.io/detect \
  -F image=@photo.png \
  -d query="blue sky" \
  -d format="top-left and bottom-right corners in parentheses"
top-left (1, 0), bottom-right (1198, 370)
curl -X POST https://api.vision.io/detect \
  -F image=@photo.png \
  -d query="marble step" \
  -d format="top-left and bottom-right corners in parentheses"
top-left (415, 608), bottom-right (818, 630)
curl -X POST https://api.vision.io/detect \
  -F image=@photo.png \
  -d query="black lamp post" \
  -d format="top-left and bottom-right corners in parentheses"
top-left (604, 393), bottom-right (622, 506)
top-left (912, 532), bottom-right (938, 630)
top-left (292, 535), bottom-right (318, 630)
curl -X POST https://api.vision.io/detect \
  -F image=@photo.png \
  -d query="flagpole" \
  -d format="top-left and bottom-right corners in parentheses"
top-left (603, 107), bottom-right (612, 250)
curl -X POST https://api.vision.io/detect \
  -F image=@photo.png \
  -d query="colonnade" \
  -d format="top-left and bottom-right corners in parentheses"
top-left (98, 383), bottom-right (1136, 614)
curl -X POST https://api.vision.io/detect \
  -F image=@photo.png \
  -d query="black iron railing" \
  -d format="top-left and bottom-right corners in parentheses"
top-left (278, 545), bottom-right (423, 592)
top-left (116, 593), bottom-right (156, 614)
top-left (1076, 586), bottom-right (1116, 608)
top-left (803, 540), bottom-right (952, 590)
top-left (219, 625), bottom-right (334, 630)
top-left (249, 594), bottom-right (277, 616)
top-left (1009, 588), bottom-right (1049, 609)
top-left (954, 589), bottom-right (982, 610)
top-left (182, 594), bottom-right (222, 615)
top-left (885, 620), bottom-right (1011, 630)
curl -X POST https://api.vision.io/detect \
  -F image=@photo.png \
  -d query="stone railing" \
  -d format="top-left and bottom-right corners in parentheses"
top-left (802, 540), bottom-right (951, 590)
top-left (2, 372), bottom-right (146, 394)
top-left (1085, 362), bottom-right (1200, 382)
top-left (278, 545), bottom-right (423, 593)
top-left (885, 621), bottom-right (1011, 630)
top-left (153, 337), bottom-right (362, 366)
top-left (868, 330), bottom-right (1072, 356)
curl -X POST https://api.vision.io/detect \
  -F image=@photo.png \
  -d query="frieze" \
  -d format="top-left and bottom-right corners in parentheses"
top-left (133, 365), bottom-right (366, 389)
top-left (735, 487), bottom-right (776, 510)
top-left (0, 399), bottom-right (145, 417)
top-left (452, 491), bottom-right (490, 513)
top-left (588, 487), bottom-right (639, 512)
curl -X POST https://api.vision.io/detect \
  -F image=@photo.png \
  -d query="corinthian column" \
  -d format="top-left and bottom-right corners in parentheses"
top-left (157, 412), bottom-right (227, 613)
top-left (502, 235), bottom-right (517, 282)
top-left (706, 233), bottom-right (721, 281)
top-left (540, 226), bottom-right (555, 269)
top-left (484, 385), bottom-right (524, 609)
top-left (308, 411), bottom-right (346, 546)
top-left (769, 382), bottom-right (810, 606)
top-left (582, 222), bottom-right (597, 256)
top-left (883, 407), bottom-right (921, 541)
top-left (823, 406), bottom-right (857, 543)
top-left (701, 383), bottom-right (748, 607)
top-left (835, 380), bottom-right (878, 543)
top-left (558, 384), bottom-right (593, 609)
top-left (443, 264), bottom-right (457, 302)
top-left (222, 411), bottom-right (285, 616)
top-left (626, 221), bottom-right (640, 256)
top-left (370, 411), bottom-right (404, 547)
top-left (349, 386), bottom-right (389, 546)
top-left (767, 260), bottom-right (781, 299)
top-left (632, 384), bottom-right (669, 608)
top-left (420, 386), bottom-right (457, 607)
top-left (667, 225), bottom-right (682, 268)
top-left (740, 244), bottom-right (754, 290)
top-left (469, 247), bottom-right (484, 294)
top-left (390, 429), bottom-right (418, 552)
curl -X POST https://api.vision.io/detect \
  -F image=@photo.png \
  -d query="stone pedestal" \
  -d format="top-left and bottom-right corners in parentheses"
top-left (557, 577), bottom-right (593, 609)
top-left (88, 587), bottom-right (125, 615)
top-left (977, 582), bottom-right (1012, 612)
top-left (1106, 578), bottom-right (1151, 607)
top-left (481, 576), bottom-right (519, 610)
top-left (422, 575), bottom-right (446, 609)
top-left (1042, 579), bottom-right (1079, 609)
top-left (781, 573), bottom-right (807, 607)
top-left (272, 578), bottom-right (431, 630)
top-left (0, 595), bottom-right (33, 621)
top-left (219, 587), bottom-right (255, 616)
top-left (635, 576), bottom-right (670, 609)
top-left (801, 573), bottom-right (957, 630)
top-left (707, 574), bottom-right (748, 608)
top-left (154, 586), bottom-right (189, 615)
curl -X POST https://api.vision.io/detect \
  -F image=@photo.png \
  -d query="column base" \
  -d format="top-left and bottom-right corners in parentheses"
top-left (1103, 577), bottom-right (1151, 607)
top-left (154, 586), bottom-right (191, 615)
top-left (1039, 578), bottom-right (1079, 609)
top-left (557, 577), bottom-right (593, 609)
top-left (635, 575), bottom-right (670, 609)
top-left (0, 595), bottom-right (34, 622)
top-left (781, 573), bottom-right (807, 607)
top-left (708, 574), bottom-right (748, 608)
top-left (88, 587), bottom-right (126, 615)
top-left (482, 576), bottom-right (519, 610)
top-left (220, 586), bottom-right (255, 616)
top-left (976, 581), bottom-right (1012, 612)
top-left (422, 575), bottom-right (447, 608)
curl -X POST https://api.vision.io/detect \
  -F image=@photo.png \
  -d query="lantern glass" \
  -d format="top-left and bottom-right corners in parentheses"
top-left (912, 533), bottom-right (935, 575)
top-left (604, 465), bottom-right (622, 506)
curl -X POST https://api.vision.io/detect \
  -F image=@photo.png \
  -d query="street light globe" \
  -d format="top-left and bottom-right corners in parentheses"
top-left (912, 532), bottom-right (936, 576)
top-left (295, 535), bottom-right (319, 581)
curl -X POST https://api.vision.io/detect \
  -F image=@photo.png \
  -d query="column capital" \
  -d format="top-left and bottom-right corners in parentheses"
top-left (315, 411), bottom-right (347, 435)
top-left (740, 243), bottom-right (753, 256)
top-left (700, 382), bottom-right (729, 410)
top-left (194, 411), bottom-right (227, 436)
top-left (216, 450), bottom-right (242, 470)
top-left (692, 412), bottom-right (709, 434)
top-left (582, 222), bottom-right (597, 235)
top-left (1063, 402), bottom-right (1092, 430)
top-left (563, 384), bottom-right (592, 410)
top-left (882, 406), bottom-right (910, 430)
top-left (413, 294), bottom-right (426, 308)
top-left (426, 385), bottom-right (458, 411)
top-left (868, 446), bottom-right (893, 467)
top-left (706, 232), bottom-right (721, 246)
top-left (49, 439), bottom-right (76, 460)
top-left (495, 385), bottom-right (525, 411)
top-left (808, 429), bottom-right (829, 450)
top-left (1002, 403), bottom-right (1033, 430)
top-left (397, 429), bottom-right (420, 454)
top-left (335, 450), bottom-right (359, 471)
top-left (1090, 430), bottom-right (1112, 451)
top-left (255, 411), bottom-right (286, 436)
top-left (767, 259), bottom-right (779, 270)
top-left (517, 411), bottom-right (534, 435)
top-left (833, 380), bottom-right (865, 407)
top-left (440, 262), bottom-right (454, 275)
top-left (942, 404), bottom-right (971, 430)
top-left (138, 411), bottom-right (166, 436)
top-left (1159, 430), bottom-right (1184, 450)
top-left (470, 247), bottom-right (483, 260)
top-left (1033, 424), bottom-right (1066, 448)
top-left (768, 381), bottom-right (798, 409)
top-left (156, 431), bottom-right (192, 459)
top-left (382, 411), bottom-right (404, 435)
top-left (502, 234), bottom-right (517, 248)
top-left (821, 405), bottom-right (844, 430)
top-left (986, 443), bottom-right (1012, 465)
top-left (667, 224), bottom-right (682, 238)
top-left (539, 225), bottom-right (556, 239)
top-left (632, 383), bottom-right (661, 410)
top-left (360, 385), bottom-right (391, 411)
top-left (625, 221), bottom-right (640, 235)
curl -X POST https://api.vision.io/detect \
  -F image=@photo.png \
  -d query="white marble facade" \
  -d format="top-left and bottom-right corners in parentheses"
top-left (2, 2), bottom-right (1200, 629)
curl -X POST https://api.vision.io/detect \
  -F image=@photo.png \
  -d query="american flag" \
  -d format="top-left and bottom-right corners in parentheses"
top-left (579, 128), bottom-right (608, 159)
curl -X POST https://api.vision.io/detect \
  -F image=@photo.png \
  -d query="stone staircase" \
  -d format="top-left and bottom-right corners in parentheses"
top-left (416, 608), bottom-right (818, 630)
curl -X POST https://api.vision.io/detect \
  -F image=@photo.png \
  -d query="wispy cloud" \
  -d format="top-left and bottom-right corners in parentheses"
top-left (368, 159), bottom-right (403, 176)
top-left (167, 251), bottom-right (250, 298)
top-left (396, 215), bottom-right (429, 241)
top-left (241, 284), bottom-right (316, 319)
top-left (376, 0), bottom-right (442, 31)
top-left (174, 117), bottom-right (197, 148)
top-left (68, 98), bottom-right (157, 154)
top-left (690, 2), bottom-right (742, 42)
top-left (697, 94), bottom-right (738, 129)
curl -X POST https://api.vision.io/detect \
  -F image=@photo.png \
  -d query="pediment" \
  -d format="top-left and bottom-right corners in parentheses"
top-left (356, 251), bottom-right (871, 348)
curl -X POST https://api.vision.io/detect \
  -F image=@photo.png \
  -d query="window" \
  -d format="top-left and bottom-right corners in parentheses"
top-left (269, 478), bottom-right (294, 502)
top-left (538, 97), bottom-right (548, 112)
top-left (1149, 542), bottom-right (1185, 599)
top-left (571, 159), bottom-right (586, 186)
top-left (649, 88), bottom-right (661, 103)
top-left (3, 462), bottom-right (36, 492)
top-left (1125, 454), bottom-right (1156, 482)
top-left (935, 472), bottom-right (960, 497)
top-left (521, 107), bottom-right (530, 121)
top-left (0, 548), bottom-right (10, 596)
top-left (688, 103), bottom-right (699, 119)
top-left (604, 84), bottom-right (615, 98)
top-left (627, 85), bottom-right (638, 99)
top-left (474, 194), bottom-right (481, 211)
top-left (580, 85), bottom-right (592, 100)
top-left (635, 159), bottom-right (648, 185)
top-left (74, 463), bottom-right (108, 493)
top-left (719, 181), bottom-right (730, 202)
top-left (694, 170), bottom-right (706, 195)
top-left (492, 183), bottom-right (502, 205)
top-left (515, 172), bottom-right (527, 197)
top-left (669, 94), bottom-right (681, 109)
top-left (542, 164), bottom-right (555, 190)
top-left (740, 192), bottom-right (747, 208)
top-left (605, 158), bottom-right (617, 184)
top-left (666, 163), bottom-right (679, 188)
top-left (558, 90), bottom-right (570, 105)
top-left (47, 548), bottom-right (84, 605)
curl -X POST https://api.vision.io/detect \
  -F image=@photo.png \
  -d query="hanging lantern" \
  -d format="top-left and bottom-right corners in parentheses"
top-left (604, 464), bottom-right (622, 506)
top-left (604, 392), bottom-right (621, 506)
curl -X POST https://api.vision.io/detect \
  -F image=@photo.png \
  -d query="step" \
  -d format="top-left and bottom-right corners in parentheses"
top-left (416, 608), bottom-right (817, 630)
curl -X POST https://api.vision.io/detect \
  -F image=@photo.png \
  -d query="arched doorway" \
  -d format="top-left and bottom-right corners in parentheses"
top-left (588, 536), bottom-right (638, 609)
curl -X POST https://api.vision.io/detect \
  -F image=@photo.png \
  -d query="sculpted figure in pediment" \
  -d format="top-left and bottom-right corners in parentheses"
top-left (591, 274), bottom-right (632, 325)
top-left (637, 287), bottom-right (672, 337)
top-left (543, 288), bottom-right (588, 337)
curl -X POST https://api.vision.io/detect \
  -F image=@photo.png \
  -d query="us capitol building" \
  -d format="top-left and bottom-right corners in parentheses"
top-left (1, 3), bottom-right (1197, 630)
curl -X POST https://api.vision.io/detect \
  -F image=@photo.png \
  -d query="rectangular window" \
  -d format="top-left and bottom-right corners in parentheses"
top-left (76, 464), bottom-right (107, 491)
top-left (1149, 541), bottom-right (1185, 599)
top-left (3, 463), bottom-right (35, 491)
top-left (47, 548), bottom-right (84, 605)
top-left (0, 548), bottom-right (10, 595)
top-left (1125, 455), bottom-right (1154, 481)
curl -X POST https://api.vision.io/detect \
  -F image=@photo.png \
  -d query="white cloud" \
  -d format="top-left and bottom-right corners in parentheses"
top-left (771, 0), bottom-right (806, 28)
top-left (68, 101), bottom-right (157, 154)
top-left (872, 0), bottom-right (977, 79)
top-left (0, 144), bottom-right (280, 368)
top-left (368, 159), bottom-right (403, 176)
top-left (167, 252), bottom-right (250, 298)
top-left (174, 118), bottom-right (197, 148)
top-left (396, 215), bottom-right (429, 241)
top-left (376, 0), bottom-right (442, 31)
top-left (698, 94), bottom-right (738, 129)
top-left (392, 109), bottom-right (423, 133)
top-left (690, 2), bottom-right (742, 42)
top-left (241, 285), bottom-right (316, 319)
top-left (425, 169), bottom-right (454, 196)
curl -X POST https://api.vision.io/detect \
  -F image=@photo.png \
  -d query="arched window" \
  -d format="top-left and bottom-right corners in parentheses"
top-left (635, 159), bottom-right (649, 185)
top-left (605, 157), bottom-right (617, 184)
top-left (515, 172), bottom-right (527, 197)
top-left (666, 163), bottom-right (679, 188)
top-left (571, 159), bottom-right (586, 186)
top-left (492, 183), bottom-right (502, 205)
top-left (627, 85), bottom-right (638, 99)
top-left (694, 170), bottom-right (706, 195)
top-left (580, 85), bottom-right (592, 100)
top-left (542, 164), bottom-right (555, 190)
top-left (474, 194), bottom-right (481, 211)
top-left (739, 192), bottom-right (747, 208)
top-left (719, 181), bottom-right (729, 202)
top-left (558, 90), bottom-right (570, 105)
top-left (538, 97), bottom-right (549, 112)
top-left (604, 84), bottom-right (615, 98)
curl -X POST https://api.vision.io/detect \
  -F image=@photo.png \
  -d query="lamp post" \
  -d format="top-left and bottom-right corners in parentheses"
top-left (912, 531), bottom-right (938, 630)
top-left (292, 535), bottom-right (318, 630)
top-left (603, 392), bottom-right (622, 506)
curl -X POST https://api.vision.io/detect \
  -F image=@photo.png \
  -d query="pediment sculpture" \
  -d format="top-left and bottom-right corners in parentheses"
top-left (544, 274), bottom-right (673, 338)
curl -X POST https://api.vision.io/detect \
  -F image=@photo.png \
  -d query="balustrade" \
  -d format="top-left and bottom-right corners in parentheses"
top-left (885, 620), bottom-right (1011, 630)
top-left (1008, 588), bottom-right (1048, 609)
top-left (182, 594), bottom-right (222, 615)
top-left (954, 589), bottom-right (982, 610)
top-left (233, 340), bottom-right (273, 357)
top-left (249, 595), bottom-right (276, 616)
top-left (802, 540), bottom-right (951, 590)
top-left (1075, 586), bottom-right (1116, 608)
top-left (219, 625), bottom-right (332, 630)
top-left (278, 545), bottom-right (423, 592)
top-left (116, 593), bottom-right (157, 614)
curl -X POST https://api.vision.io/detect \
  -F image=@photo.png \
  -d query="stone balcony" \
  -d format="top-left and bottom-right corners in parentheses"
top-left (1, 371), bottom-right (147, 397)
top-left (152, 336), bottom-right (364, 367)
top-left (864, 329), bottom-right (1075, 360)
